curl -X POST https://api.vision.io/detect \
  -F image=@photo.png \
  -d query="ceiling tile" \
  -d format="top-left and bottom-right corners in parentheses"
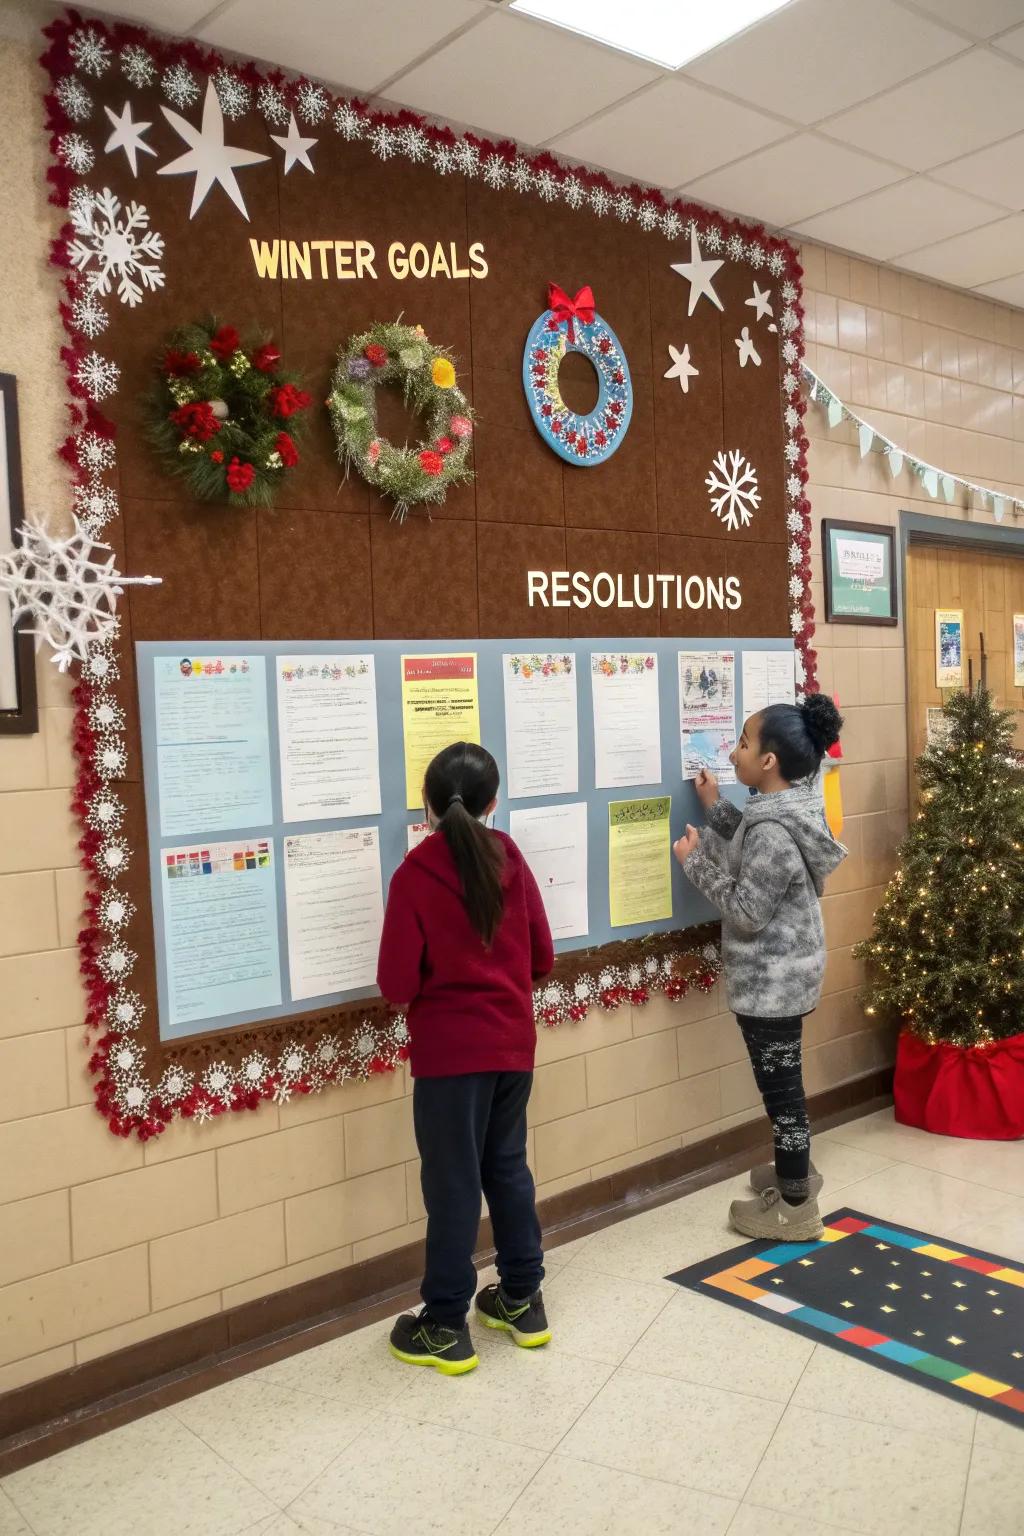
top-left (380, 9), bottom-right (658, 144)
top-left (824, 49), bottom-right (1024, 170)
top-left (896, 213), bottom-right (1024, 285)
top-left (975, 272), bottom-right (1024, 305)
top-left (909, 0), bottom-right (1024, 37)
top-left (684, 0), bottom-right (965, 126)
top-left (550, 76), bottom-right (788, 188)
top-left (930, 133), bottom-right (1024, 210)
top-left (991, 19), bottom-right (1024, 55)
top-left (82, 0), bottom-right (216, 28)
top-left (681, 133), bottom-right (905, 229)
top-left (194, 0), bottom-right (484, 93)
top-left (792, 177), bottom-right (1003, 260)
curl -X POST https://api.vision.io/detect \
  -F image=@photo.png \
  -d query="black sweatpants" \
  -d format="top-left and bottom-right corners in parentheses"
top-left (413, 1071), bottom-right (544, 1329)
top-left (736, 1014), bottom-right (811, 1201)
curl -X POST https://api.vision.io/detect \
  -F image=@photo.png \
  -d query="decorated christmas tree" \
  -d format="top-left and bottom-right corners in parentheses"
top-left (856, 687), bottom-right (1024, 1049)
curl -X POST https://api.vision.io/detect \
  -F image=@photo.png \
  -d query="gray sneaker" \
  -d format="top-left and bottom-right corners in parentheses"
top-left (749, 1161), bottom-right (823, 1198)
top-left (730, 1187), bottom-right (825, 1241)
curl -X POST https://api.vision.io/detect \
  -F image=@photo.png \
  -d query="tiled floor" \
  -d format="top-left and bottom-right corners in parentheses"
top-left (4, 1108), bottom-right (1024, 1536)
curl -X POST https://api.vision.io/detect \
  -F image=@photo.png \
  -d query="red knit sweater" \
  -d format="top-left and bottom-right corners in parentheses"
top-left (376, 828), bottom-right (554, 1078)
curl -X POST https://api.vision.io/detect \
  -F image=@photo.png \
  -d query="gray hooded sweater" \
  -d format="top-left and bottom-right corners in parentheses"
top-left (683, 783), bottom-right (847, 1019)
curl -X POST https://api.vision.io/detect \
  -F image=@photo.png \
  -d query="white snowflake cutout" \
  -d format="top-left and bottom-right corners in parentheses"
top-left (256, 82), bottom-right (290, 126)
top-left (332, 101), bottom-right (365, 139)
top-left (455, 139), bottom-right (480, 176)
top-left (162, 62), bottom-right (200, 109)
top-left (482, 153), bottom-right (509, 189)
top-left (705, 449), bottom-right (761, 532)
top-left (70, 292), bottom-right (108, 340)
top-left (661, 209), bottom-right (683, 240)
top-left (73, 478), bottom-right (118, 535)
top-left (370, 124), bottom-right (397, 161)
top-left (511, 158), bottom-right (534, 193)
top-left (399, 124), bottom-right (430, 162)
top-left (56, 76), bottom-right (93, 122)
top-left (69, 188), bottom-right (164, 308)
top-left (562, 175), bottom-right (585, 209)
top-left (213, 68), bottom-right (251, 121)
top-left (120, 43), bottom-right (155, 88)
top-left (589, 185), bottom-right (611, 217)
top-left (70, 28), bottom-right (112, 77)
top-left (75, 351), bottom-right (120, 402)
top-left (295, 82), bottom-right (329, 124)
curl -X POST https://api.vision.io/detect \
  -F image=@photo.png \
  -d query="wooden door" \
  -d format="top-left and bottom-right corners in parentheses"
top-left (906, 540), bottom-right (1024, 767)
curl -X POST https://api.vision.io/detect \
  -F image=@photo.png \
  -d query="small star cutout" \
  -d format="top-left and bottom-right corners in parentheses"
top-left (798, 1259), bottom-right (815, 1267)
top-left (876, 1243), bottom-right (890, 1251)
top-left (663, 342), bottom-right (699, 393)
top-left (735, 325), bottom-right (761, 368)
top-left (921, 1271), bottom-right (933, 1278)
top-left (770, 1277), bottom-right (785, 1285)
top-left (922, 1294), bottom-right (932, 1301)
top-left (745, 281), bottom-right (773, 322)
top-left (993, 1308), bottom-right (1004, 1316)
top-left (103, 100), bottom-right (157, 176)
top-left (880, 1305), bottom-right (895, 1314)
top-left (952, 1281), bottom-right (966, 1289)
top-left (840, 1300), bottom-right (855, 1309)
top-left (890, 1260), bottom-right (901, 1267)
top-left (947, 1336), bottom-right (964, 1347)
top-left (886, 1283), bottom-right (901, 1292)
top-left (270, 111), bottom-right (317, 175)
top-left (986, 1289), bottom-right (999, 1296)
top-left (849, 1267), bottom-right (862, 1276)
top-left (913, 1330), bottom-right (926, 1339)
top-left (955, 1304), bottom-right (969, 1313)
top-left (1013, 1351), bottom-right (1023, 1359)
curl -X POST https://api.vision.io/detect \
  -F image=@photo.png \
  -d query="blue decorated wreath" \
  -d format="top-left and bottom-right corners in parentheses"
top-left (522, 283), bottom-right (633, 465)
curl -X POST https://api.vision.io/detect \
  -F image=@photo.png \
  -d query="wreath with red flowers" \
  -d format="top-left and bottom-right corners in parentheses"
top-left (147, 320), bottom-right (312, 509)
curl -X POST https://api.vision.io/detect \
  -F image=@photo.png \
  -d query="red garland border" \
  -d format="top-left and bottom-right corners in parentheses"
top-left (39, 8), bottom-right (814, 1140)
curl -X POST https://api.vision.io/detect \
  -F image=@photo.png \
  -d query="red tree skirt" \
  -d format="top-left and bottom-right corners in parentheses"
top-left (895, 1029), bottom-right (1024, 1141)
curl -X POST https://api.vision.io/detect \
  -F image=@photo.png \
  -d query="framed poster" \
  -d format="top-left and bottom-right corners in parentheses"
top-left (935, 608), bottom-right (964, 689)
top-left (1014, 614), bottom-right (1024, 688)
top-left (0, 373), bottom-right (38, 736)
top-left (822, 520), bottom-right (898, 626)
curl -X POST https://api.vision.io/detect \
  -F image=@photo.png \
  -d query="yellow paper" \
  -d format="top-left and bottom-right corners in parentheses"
top-left (823, 765), bottom-right (844, 840)
top-left (608, 796), bottom-right (672, 928)
top-left (401, 653), bottom-right (480, 809)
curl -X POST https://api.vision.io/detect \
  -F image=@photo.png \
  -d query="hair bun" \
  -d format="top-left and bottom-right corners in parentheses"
top-left (800, 692), bottom-right (843, 754)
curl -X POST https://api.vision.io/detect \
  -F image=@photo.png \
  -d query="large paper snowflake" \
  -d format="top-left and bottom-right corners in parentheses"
top-left (706, 449), bottom-right (761, 532)
top-left (69, 188), bottom-right (165, 308)
top-left (0, 519), bottom-right (161, 672)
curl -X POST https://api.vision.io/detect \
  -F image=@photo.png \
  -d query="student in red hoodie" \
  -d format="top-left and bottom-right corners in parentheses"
top-left (378, 741), bottom-right (555, 1376)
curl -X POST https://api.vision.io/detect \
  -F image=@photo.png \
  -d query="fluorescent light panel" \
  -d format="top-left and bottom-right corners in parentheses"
top-left (509, 0), bottom-right (793, 70)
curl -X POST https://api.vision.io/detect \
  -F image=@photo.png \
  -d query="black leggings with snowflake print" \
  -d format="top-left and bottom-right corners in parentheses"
top-left (736, 1014), bottom-right (810, 1201)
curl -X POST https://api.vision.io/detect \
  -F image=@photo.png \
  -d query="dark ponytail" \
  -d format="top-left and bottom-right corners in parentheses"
top-left (424, 742), bottom-right (505, 946)
top-left (758, 694), bottom-right (843, 782)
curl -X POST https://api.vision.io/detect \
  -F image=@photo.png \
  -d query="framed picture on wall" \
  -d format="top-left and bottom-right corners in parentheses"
top-left (822, 520), bottom-right (898, 626)
top-left (0, 373), bottom-right (38, 736)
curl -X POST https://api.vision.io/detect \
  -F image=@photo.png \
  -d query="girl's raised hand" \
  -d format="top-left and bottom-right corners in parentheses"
top-left (694, 769), bottom-right (719, 810)
top-left (672, 825), bottom-right (700, 866)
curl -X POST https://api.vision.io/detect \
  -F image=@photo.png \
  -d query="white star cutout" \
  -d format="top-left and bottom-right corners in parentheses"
top-left (159, 79), bottom-right (269, 220)
top-left (850, 1267), bottom-right (862, 1276)
top-left (104, 100), bottom-right (157, 177)
top-left (745, 281), bottom-right (773, 321)
top-left (664, 342), bottom-right (699, 393)
top-left (947, 1336), bottom-right (964, 1347)
top-left (735, 326), bottom-right (761, 368)
top-left (880, 1304), bottom-right (895, 1314)
top-left (840, 1301), bottom-right (854, 1309)
top-left (271, 111), bottom-right (317, 175)
top-left (671, 229), bottom-right (723, 316)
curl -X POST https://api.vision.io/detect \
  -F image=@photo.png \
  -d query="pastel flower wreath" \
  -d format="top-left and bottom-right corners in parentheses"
top-left (327, 320), bottom-right (475, 519)
top-left (146, 320), bottom-right (311, 509)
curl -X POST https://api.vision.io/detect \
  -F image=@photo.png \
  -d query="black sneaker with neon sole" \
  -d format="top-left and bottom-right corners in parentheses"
top-left (389, 1310), bottom-right (479, 1375)
top-left (475, 1284), bottom-right (551, 1347)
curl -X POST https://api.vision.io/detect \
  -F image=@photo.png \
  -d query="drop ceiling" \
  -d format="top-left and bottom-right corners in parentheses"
top-left (71, 0), bottom-right (1024, 306)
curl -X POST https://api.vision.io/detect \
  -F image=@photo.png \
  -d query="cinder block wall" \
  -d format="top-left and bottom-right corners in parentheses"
top-left (3, 5), bottom-right (1021, 1391)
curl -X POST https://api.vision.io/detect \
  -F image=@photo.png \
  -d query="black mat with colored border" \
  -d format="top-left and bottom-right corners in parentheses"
top-left (668, 1208), bottom-right (1024, 1428)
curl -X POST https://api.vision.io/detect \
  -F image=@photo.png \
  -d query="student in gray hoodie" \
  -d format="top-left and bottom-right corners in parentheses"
top-left (674, 694), bottom-right (846, 1241)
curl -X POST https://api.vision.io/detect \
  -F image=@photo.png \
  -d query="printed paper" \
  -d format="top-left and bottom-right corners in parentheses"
top-left (510, 801), bottom-right (588, 941)
top-left (608, 796), bottom-right (672, 928)
top-left (591, 653), bottom-right (662, 789)
top-left (503, 652), bottom-right (578, 799)
top-left (679, 650), bottom-right (737, 783)
top-left (154, 655), bottom-right (272, 837)
top-left (283, 828), bottom-right (384, 1002)
top-left (277, 655), bottom-right (381, 822)
top-left (935, 608), bottom-right (964, 689)
top-left (740, 649), bottom-right (796, 722)
top-left (162, 837), bottom-right (281, 1027)
top-left (401, 653), bottom-right (480, 810)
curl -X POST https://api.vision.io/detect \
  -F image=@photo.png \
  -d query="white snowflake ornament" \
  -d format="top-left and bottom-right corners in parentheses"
top-left (661, 209), bottom-right (683, 240)
top-left (790, 609), bottom-right (804, 635)
top-left (56, 76), bottom-right (93, 122)
top-left (73, 478), bottom-right (118, 535)
top-left (789, 574), bottom-right (805, 600)
top-left (332, 101), bottom-right (365, 139)
top-left (637, 200), bottom-right (660, 231)
top-left (120, 44), bottom-right (155, 88)
top-left (70, 28), bottom-right (112, 77)
top-left (69, 188), bottom-right (165, 308)
top-left (455, 140), bottom-right (480, 176)
top-left (536, 169), bottom-right (560, 202)
top-left (86, 789), bottom-right (124, 832)
top-left (482, 153), bottom-right (509, 189)
top-left (706, 450), bottom-right (761, 532)
top-left (399, 125), bottom-right (430, 162)
top-left (768, 251), bottom-right (785, 276)
top-left (70, 292), bottom-right (108, 341)
top-left (787, 509), bottom-right (804, 534)
top-left (433, 141), bottom-right (457, 174)
top-left (75, 351), bottom-right (120, 402)
top-left (295, 82), bottom-right (329, 124)
top-left (370, 124), bottom-right (397, 161)
top-left (0, 518), bottom-right (160, 673)
top-left (212, 68), bottom-right (251, 121)
top-left (589, 185), bottom-right (611, 217)
top-left (726, 233), bottom-right (745, 260)
top-left (75, 430), bottom-right (116, 476)
top-left (511, 158), bottom-right (534, 193)
top-left (562, 175), bottom-right (585, 210)
top-left (161, 62), bottom-right (200, 109)
top-left (256, 82), bottom-right (290, 126)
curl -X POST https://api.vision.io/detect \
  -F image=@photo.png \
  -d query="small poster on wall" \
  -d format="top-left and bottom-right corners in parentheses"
top-left (822, 520), bottom-right (898, 626)
top-left (1014, 615), bottom-right (1024, 687)
top-left (935, 609), bottom-right (964, 689)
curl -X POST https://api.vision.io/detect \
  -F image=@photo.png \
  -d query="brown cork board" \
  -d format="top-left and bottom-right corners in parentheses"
top-left (51, 27), bottom-right (801, 1079)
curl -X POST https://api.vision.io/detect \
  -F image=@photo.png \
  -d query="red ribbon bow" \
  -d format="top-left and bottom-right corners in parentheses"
top-left (548, 283), bottom-right (595, 342)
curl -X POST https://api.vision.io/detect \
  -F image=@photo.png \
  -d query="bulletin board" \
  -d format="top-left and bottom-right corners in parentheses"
top-left (39, 11), bottom-right (816, 1131)
top-left (137, 635), bottom-right (795, 1041)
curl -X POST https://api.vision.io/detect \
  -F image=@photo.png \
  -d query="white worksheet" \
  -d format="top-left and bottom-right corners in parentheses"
top-left (510, 801), bottom-right (588, 941)
top-left (277, 655), bottom-right (381, 823)
top-left (503, 652), bottom-right (579, 798)
top-left (283, 828), bottom-right (383, 1001)
top-left (591, 653), bottom-right (662, 789)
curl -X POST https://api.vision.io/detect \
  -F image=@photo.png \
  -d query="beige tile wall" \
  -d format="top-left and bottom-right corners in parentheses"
top-left (3, 6), bottom-right (1023, 1390)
